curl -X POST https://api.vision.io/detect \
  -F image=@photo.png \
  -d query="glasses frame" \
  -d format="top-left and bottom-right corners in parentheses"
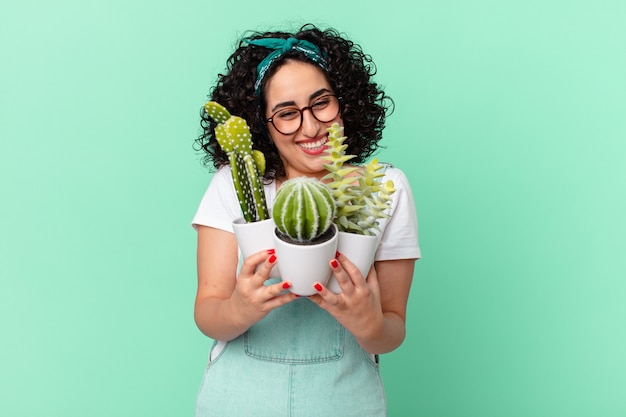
top-left (265, 94), bottom-right (341, 135)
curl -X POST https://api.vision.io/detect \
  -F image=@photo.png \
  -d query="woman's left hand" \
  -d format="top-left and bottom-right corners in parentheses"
top-left (308, 253), bottom-right (384, 343)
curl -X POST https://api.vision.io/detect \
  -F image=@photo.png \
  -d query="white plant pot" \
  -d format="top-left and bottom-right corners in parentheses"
top-left (327, 231), bottom-right (381, 294)
top-left (273, 224), bottom-right (339, 296)
top-left (232, 217), bottom-right (280, 278)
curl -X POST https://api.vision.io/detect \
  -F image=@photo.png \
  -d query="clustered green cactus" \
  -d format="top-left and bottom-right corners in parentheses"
top-left (322, 123), bottom-right (396, 236)
top-left (204, 101), bottom-right (269, 223)
top-left (272, 177), bottom-right (336, 242)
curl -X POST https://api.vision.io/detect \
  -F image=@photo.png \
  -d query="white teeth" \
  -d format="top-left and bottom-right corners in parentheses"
top-left (298, 137), bottom-right (327, 150)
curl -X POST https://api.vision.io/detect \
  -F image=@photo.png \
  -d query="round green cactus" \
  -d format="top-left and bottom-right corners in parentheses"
top-left (273, 177), bottom-right (336, 242)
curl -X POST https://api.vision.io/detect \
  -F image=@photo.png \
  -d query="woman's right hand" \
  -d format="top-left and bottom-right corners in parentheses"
top-left (230, 249), bottom-right (299, 327)
top-left (194, 226), bottom-right (296, 341)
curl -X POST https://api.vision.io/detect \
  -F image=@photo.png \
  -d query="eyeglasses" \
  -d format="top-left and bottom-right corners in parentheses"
top-left (266, 94), bottom-right (340, 135)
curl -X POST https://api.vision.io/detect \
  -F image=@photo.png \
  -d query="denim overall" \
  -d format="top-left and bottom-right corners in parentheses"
top-left (195, 295), bottom-right (387, 416)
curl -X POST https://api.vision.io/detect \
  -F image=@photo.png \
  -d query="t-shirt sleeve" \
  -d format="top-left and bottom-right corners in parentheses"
top-left (191, 166), bottom-right (241, 233)
top-left (374, 167), bottom-right (421, 261)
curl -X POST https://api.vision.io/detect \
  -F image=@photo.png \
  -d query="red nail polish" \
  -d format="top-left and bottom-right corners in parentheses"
top-left (282, 281), bottom-right (291, 289)
top-left (267, 249), bottom-right (275, 254)
top-left (335, 251), bottom-right (341, 258)
top-left (268, 254), bottom-right (277, 263)
top-left (331, 259), bottom-right (339, 268)
top-left (314, 283), bottom-right (323, 292)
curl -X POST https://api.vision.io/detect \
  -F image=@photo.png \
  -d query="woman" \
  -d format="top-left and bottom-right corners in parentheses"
top-left (192, 24), bottom-right (420, 416)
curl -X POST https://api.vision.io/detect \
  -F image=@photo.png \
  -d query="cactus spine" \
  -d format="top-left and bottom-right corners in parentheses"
top-left (322, 123), bottom-right (395, 236)
top-left (204, 101), bottom-right (268, 223)
top-left (273, 177), bottom-right (336, 242)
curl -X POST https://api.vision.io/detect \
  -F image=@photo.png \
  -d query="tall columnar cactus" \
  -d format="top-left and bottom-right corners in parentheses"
top-left (322, 123), bottom-right (396, 236)
top-left (273, 177), bottom-right (336, 242)
top-left (204, 101), bottom-right (268, 223)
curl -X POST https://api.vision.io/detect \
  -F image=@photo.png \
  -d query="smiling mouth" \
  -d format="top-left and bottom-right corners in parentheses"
top-left (297, 136), bottom-right (328, 151)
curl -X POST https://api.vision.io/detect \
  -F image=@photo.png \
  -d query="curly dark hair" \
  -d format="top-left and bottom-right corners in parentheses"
top-left (194, 24), bottom-right (394, 181)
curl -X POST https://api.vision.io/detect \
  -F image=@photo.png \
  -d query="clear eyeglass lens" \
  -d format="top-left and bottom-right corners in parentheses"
top-left (271, 95), bottom-right (339, 135)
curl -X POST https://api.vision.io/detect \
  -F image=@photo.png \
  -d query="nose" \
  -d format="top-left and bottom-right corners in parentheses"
top-left (300, 107), bottom-right (320, 137)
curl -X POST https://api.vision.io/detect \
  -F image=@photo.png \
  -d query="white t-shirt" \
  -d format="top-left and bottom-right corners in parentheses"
top-left (192, 165), bottom-right (421, 261)
top-left (192, 165), bottom-right (420, 360)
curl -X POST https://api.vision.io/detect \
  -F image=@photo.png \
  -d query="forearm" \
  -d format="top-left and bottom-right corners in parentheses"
top-left (194, 226), bottom-right (254, 341)
top-left (354, 258), bottom-right (414, 354)
top-left (353, 311), bottom-right (406, 354)
top-left (194, 296), bottom-right (251, 342)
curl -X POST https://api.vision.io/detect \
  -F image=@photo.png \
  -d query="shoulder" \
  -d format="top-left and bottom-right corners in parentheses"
top-left (208, 165), bottom-right (234, 190)
top-left (381, 164), bottom-right (404, 178)
top-left (375, 164), bottom-right (421, 261)
top-left (192, 165), bottom-right (240, 231)
top-left (212, 165), bottom-right (232, 180)
top-left (380, 164), bottom-right (413, 193)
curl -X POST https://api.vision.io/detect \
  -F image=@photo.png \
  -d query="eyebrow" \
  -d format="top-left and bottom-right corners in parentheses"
top-left (269, 88), bottom-right (332, 113)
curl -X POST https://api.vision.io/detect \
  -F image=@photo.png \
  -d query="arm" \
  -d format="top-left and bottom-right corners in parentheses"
top-left (361, 258), bottom-right (415, 353)
top-left (194, 225), bottom-right (297, 341)
top-left (310, 255), bottom-right (416, 354)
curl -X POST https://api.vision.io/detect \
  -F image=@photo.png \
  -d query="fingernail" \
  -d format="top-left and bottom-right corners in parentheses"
top-left (295, 294), bottom-right (301, 298)
top-left (268, 254), bottom-right (277, 263)
top-left (335, 251), bottom-right (341, 258)
top-left (267, 249), bottom-right (275, 254)
top-left (282, 281), bottom-right (291, 289)
top-left (314, 283), bottom-right (323, 292)
top-left (331, 259), bottom-right (339, 268)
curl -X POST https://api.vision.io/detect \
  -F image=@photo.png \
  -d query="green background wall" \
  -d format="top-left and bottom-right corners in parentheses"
top-left (1, 1), bottom-right (624, 416)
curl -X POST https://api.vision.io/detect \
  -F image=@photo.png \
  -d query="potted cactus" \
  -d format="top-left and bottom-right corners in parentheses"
top-left (272, 177), bottom-right (338, 295)
top-left (204, 101), bottom-right (279, 277)
top-left (321, 123), bottom-right (396, 293)
top-left (204, 103), bottom-right (393, 293)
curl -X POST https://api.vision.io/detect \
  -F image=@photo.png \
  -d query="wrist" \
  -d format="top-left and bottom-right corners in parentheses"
top-left (352, 312), bottom-right (385, 345)
top-left (225, 296), bottom-right (255, 338)
top-left (354, 313), bottom-right (406, 354)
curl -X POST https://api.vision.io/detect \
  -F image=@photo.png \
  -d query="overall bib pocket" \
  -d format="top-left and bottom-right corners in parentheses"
top-left (244, 298), bottom-right (344, 364)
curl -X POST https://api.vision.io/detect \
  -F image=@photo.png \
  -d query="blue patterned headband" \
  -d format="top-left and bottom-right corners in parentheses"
top-left (243, 37), bottom-right (327, 95)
